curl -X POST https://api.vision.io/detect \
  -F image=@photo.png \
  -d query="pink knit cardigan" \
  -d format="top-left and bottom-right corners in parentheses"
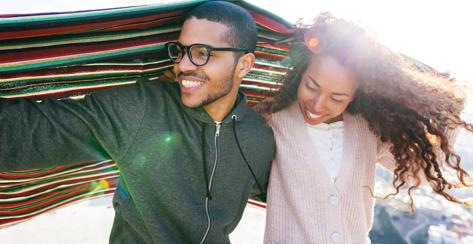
top-left (264, 102), bottom-right (395, 244)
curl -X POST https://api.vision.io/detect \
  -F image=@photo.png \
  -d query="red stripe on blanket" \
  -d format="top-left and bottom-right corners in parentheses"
top-left (0, 179), bottom-right (118, 214)
top-left (0, 34), bottom-right (177, 64)
top-left (0, 172), bottom-right (118, 197)
top-left (0, 9), bottom-right (186, 41)
top-left (250, 10), bottom-right (295, 35)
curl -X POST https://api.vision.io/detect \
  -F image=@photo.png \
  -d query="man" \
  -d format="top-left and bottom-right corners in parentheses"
top-left (0, 1), bottom-right (275, 243)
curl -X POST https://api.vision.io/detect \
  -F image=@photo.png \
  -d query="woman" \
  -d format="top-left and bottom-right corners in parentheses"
top-left (258, 13), bottom-right (472, 243)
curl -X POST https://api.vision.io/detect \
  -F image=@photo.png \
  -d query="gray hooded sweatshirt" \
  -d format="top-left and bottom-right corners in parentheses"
top-left (0, 79), bottom-right (275, 243)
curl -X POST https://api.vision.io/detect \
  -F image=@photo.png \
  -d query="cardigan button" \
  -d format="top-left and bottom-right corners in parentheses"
top-left (331, 231), bottom-right (341, 242)
top-left (329, 195), bottom-right (338, 205)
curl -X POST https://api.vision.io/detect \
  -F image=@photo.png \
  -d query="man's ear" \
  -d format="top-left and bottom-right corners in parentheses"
top-left (236, 53), bottom-right (256, 79)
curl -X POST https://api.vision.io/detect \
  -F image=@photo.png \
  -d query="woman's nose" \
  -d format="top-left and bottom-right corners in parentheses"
top-left (309, 94), bottom-right (327, 111)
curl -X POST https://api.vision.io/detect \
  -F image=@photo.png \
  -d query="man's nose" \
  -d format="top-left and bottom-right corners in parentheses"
top-left (177, 51), bottom-right (197, 73)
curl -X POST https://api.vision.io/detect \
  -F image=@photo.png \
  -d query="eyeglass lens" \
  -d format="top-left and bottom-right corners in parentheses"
top-left (167, 43), bottom-right (210, 66)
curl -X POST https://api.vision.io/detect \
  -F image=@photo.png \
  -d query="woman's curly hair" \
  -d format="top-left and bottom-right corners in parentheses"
top-left (257, 13), bottom-right (473, 208)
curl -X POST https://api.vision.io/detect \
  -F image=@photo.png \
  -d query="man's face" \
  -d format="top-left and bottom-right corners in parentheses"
top-left (173, 18), bottom-right (240, 110)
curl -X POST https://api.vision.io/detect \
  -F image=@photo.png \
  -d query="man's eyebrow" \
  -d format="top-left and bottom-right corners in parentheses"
top-left (308, 75), bottom-right (349, 97)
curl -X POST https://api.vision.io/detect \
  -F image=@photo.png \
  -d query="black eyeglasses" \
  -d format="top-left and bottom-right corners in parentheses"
top-left (165, 41), bottom-right (249, 66)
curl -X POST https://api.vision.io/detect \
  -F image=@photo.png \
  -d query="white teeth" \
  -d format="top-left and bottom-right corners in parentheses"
top-left (307, 111), bottom-right (322, 119)
top-left (181, 80), bottom-right (203, 88)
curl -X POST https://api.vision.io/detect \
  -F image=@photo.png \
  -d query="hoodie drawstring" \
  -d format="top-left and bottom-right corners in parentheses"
top-left (231, 115), bottom-right (266, 196)
top-left (201, 116), bottom-right (266, 201)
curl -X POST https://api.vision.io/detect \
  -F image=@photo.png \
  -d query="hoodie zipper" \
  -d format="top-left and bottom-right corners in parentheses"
top-left (199, 122), bottom-right (221, 244)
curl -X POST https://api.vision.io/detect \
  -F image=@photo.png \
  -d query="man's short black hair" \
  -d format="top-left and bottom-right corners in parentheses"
top-left (186, 1), bottom-right (257, 54)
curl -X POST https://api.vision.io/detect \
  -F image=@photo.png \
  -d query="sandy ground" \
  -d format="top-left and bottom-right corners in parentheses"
top-left (0, 196), bottom-right (266, 244)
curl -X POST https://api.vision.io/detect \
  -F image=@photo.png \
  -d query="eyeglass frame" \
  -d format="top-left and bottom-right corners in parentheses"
top-left (165, 41), bottom-right (249, 66)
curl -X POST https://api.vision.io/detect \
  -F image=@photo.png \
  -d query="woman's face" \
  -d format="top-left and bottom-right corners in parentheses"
top-left (297, 55), bottom-right (359, 125)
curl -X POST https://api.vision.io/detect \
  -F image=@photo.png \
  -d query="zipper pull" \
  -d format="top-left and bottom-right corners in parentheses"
top-left (215, 122), bottom-right (222, 137)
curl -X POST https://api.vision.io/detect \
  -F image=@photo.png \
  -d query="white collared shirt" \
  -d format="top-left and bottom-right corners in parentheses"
top-left (305, 121), bottom-right (344, 183)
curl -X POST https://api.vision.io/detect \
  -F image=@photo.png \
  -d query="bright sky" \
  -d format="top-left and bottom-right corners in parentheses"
top-left (256, 0), bottom-right (473, 83)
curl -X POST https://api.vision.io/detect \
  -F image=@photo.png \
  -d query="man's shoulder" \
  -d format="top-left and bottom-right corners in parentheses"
top-left (119, 79), bottom-right (180, 102)
top-left (239, 105), bottom-right (274, 142)
top-left (86, 79), bottom-right (181, 110)
top-left (243, 106), bottom-right (270, 127)
top-left (136, 78), bottom-right (179, 94)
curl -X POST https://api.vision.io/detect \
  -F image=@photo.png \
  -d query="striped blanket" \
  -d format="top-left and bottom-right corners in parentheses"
top-left (0, 0), bottom-right (294, 227)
